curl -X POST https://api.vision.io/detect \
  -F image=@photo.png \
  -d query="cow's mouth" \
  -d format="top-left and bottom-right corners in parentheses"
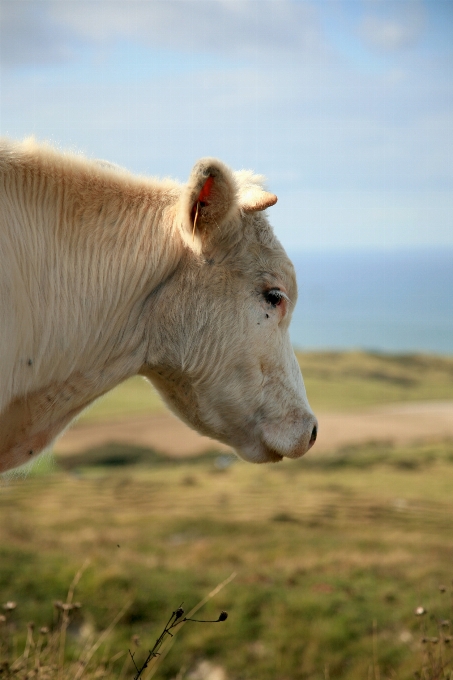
top-left (234, 440), bottom-right (284, 464)
top-left (261, 447), bottom-right (284, 464)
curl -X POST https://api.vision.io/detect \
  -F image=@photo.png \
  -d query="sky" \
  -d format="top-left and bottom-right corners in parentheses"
top-left (0, 0), bottom-right (452, 251)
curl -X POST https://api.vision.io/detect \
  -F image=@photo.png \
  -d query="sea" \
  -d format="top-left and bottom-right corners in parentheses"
top-left (288, 248), bottom-right (453, 355)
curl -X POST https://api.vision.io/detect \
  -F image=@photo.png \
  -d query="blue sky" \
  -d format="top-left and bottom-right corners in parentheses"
top-left (1, 0), bottom-right (452, 250)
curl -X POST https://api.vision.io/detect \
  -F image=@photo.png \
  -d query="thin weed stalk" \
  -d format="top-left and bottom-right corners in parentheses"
top-left (142, 571), bottom-right (236, 680)
top-left (130, 605), bottom-right (229, 680)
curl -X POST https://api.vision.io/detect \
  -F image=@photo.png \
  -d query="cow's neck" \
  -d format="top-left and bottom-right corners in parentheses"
top-left (0, 160), bottom-right (184, 470)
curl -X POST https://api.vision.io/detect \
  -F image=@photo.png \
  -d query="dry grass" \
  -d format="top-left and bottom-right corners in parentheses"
top-left (2, 351), bottom-right (453, 678)
top-left (1, 439), bottom-right (453, 679)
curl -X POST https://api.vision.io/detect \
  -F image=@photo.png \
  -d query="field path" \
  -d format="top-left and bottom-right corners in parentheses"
top-left (53, 401), bottom-right (453, 458)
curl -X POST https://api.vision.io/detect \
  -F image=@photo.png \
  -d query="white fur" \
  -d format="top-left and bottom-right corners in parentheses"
top-left (0, 138), bottom-right (317, 472)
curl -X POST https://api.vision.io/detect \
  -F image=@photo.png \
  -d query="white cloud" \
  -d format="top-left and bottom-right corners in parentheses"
top-left (359, 1), bottom-right (425, 52)
top-left (51, 0), bottom-right (322, 58)
top-left (0, 0), bottom-right (324, 68)
top-left (0, 0), bottom-right (79, 66)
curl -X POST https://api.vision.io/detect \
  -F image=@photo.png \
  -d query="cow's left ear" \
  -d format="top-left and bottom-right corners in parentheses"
top-left (234, 170), bottom-right (278, 213)
top-left (180, 158), bottom-right (238, 242)
top-left (239, 187), bottom-right (278, 213)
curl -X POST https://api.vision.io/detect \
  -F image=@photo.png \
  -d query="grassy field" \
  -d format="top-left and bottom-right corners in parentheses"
top-left (1, 439), bottom-right (453, 679)
top-left (298, 351), bottom-right (453, 411)
top-left (2, 351), bottom-right (453, 679)
top-left (78, 351), bottom-right (453, 424)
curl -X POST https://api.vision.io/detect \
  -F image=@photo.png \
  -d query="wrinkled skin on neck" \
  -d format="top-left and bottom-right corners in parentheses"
top-left (140, 210), bottom-right (317, 464)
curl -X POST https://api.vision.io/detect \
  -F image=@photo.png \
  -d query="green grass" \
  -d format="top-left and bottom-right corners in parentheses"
top-left (3, 351), bottom-right (453, 678)
top-left (2, 439), bottom-right (453, 679)
top-left (78, 375), bottom-right (164, 424)
top-left (77, 352), bottom-right (453, 425)
top-left (298, 351), bottom-right (453, 411)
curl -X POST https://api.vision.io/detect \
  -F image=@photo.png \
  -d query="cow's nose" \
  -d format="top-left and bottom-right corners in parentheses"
top-left (308, 423), bottom-right (318, 449)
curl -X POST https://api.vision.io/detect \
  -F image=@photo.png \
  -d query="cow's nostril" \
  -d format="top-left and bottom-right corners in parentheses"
top-left (310, 425), bottom-right (317, 444)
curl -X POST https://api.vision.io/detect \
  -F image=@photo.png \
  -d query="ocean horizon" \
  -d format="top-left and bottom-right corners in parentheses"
top-left (287, 247), bottom-right (453, 356)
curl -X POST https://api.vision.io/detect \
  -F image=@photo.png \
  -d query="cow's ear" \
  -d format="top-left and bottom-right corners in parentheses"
top-left (234, 171), bottom-right (278, 213)
top-left (180, 158), bottom-right (237, 242)
top-left (239, 187), bottom-right (278, 213)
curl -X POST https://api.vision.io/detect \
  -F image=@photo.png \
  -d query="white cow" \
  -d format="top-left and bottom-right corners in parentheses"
top-left (0, 138), bottom-right (317, 473)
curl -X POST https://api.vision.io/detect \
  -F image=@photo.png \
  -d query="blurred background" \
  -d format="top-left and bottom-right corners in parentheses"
top-left (1, 2), bottom-right (453, 679)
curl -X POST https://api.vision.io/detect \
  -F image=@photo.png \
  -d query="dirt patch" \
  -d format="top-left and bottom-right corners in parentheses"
top-left (53, 401), bottom-right (453, 458)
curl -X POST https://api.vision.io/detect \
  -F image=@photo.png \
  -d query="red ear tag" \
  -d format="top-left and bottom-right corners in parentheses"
top-left (191, 175), bottom-right (214, 240)
top-left (198, 175), bottom-right (214, 204)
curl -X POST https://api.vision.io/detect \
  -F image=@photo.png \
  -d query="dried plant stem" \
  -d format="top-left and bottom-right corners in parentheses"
top-left (174, 664), bottom-right (187, 680)
top-left (73, 600), bottom-right (131, 680)
top-left (22, 625), bottom-right (34, 662)
top-left (372, 619), bottom-right (380, 680)
top-left (143, 571), bottom-right (236, 680)
top-left (58, 559), bottom-right (90, 680)
top-left (107, 649), bottom-right (126, 676)
top-left (119, 647), bottom-right (133, 680)
top-left (130, 607), bottom-right (227, 680)
top-left (11, 624), bottom-right (34, 670)
top-left (34, 636), bottom-right (45, 671)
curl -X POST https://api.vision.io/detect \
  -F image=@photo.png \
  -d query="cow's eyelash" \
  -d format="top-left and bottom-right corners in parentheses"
top-left (263, 288), bottom-right (289, 307)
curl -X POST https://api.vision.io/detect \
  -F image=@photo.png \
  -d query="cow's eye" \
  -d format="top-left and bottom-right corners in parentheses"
top-left (263, 288), bottom-right (285, 307)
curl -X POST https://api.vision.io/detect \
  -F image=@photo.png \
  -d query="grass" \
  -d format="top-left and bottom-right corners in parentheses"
top-left (298, 351), bottom-right (453, 411)
top-left (78, 376), bottom-right (164, 424)
top-left (3, 351), bottom-right (453, 678)
top-left (1, 438), bottom-right (453, 679)
top-left (77, 351), bottom-right (453, 426)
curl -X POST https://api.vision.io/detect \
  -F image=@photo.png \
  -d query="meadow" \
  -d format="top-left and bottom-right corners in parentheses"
top-left (1, 352), bottom-right (453, 680)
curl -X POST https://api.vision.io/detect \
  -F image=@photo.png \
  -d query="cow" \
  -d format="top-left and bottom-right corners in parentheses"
top-left (0, 138), bottom-right (317, 473)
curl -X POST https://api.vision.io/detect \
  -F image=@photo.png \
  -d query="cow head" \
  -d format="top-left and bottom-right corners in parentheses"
top-left (140, 158), bottom-right (317, 463)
